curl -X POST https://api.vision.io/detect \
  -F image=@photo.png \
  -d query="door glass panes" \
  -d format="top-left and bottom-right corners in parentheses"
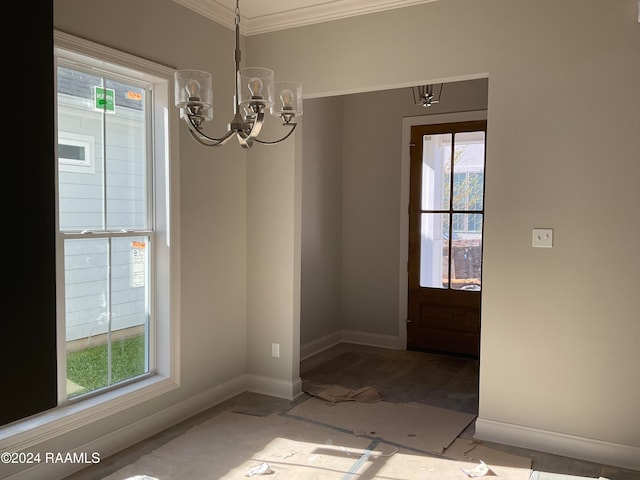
top-left (450, 214), bottom-right (482, 290)
top-left (420, 213), bottom-right (449, 288)
top-left (452, 131), bottom-right (485, 211)
top-left (58, 63), bottom-right (151, 399)
top-left (421, 133), bottom-right (452, 210)
top-left (419, 129), bottom-right (485, 290)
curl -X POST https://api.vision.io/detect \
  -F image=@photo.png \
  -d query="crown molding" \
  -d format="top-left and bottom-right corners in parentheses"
top-left (174, 0), bottom-right (238, 32)
top-left (174, 0), bottom-right (437, 35)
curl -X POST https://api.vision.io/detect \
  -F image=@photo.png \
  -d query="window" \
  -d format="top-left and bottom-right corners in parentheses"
top-left (0, 30), bottom-right (185, 442)
top-left (57, 56), bottom-right (155, 400)
top-left (55, 32), bottom-right (179, 406)
top-left (58, 131), bottom-right (95, 174)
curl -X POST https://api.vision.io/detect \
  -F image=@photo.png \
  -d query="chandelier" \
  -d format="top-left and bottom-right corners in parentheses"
top-left (412, 84), bottom-right (443, 107)
top-left (174, 0), bottom-right (302, 149)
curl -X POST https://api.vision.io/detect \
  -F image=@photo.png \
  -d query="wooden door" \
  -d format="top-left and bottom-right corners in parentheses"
top-left (407, 121), bottom-right (486, 357)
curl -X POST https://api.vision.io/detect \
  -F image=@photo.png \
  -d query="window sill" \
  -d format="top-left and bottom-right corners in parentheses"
top-left (0, 375), bottom-right (178, 453)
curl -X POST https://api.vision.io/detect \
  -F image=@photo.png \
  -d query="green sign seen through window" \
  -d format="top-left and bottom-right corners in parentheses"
top-left (94, 86), bottom-right (115, 112)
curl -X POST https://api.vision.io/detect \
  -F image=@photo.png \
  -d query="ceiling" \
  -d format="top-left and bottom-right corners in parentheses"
top-left (173, 0), bottom-right (437, 35)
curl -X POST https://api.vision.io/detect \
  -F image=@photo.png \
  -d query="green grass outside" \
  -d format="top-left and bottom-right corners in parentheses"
top-left (66, 335), bottom-right (146, 397)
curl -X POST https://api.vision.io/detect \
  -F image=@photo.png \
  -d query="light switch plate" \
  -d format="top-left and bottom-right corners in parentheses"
top-left (532, 228), bottom-right (553, 248)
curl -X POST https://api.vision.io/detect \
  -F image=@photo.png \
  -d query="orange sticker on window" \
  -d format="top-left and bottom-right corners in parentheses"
top-left (132, 241), bottom-right (146, 249)
top-left (126, 91), bottom-right (142, 101)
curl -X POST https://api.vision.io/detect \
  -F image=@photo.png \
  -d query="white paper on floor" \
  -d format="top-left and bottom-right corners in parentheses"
top-left (103, 408), bottom-right (532, 480)
top-left (288, 396), bottom-right (476, 454)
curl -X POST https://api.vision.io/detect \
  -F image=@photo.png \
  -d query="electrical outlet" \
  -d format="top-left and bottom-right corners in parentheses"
top-left (532, 228), bottom-right (553, 248)
top-left (271, 343), bottom-right (280, 358)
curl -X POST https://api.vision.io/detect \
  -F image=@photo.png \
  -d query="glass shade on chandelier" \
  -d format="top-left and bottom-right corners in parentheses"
top-left (175, 69), bottom-right (213, 125)
top-left (238, 67), bottom-right (274, 109)
top-left (272, 81), bottom-right (303, 123)
top-left (173, 0), bottom-right (302, 149)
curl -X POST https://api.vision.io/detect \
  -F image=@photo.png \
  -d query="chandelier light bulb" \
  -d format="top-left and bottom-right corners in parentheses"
top-left (280, 89), bottom-right (294, 109)
top-left (185, 78), bottom-right (201, 100)
top-left (248, 77), bottom-right (263, 98)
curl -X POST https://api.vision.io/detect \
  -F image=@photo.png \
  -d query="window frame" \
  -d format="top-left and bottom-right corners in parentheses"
top-left (0, 30), bottom-right (180, 453)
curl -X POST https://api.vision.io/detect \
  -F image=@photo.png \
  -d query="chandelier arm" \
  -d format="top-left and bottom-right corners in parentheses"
top-left (184, 116), bottom-right (235, 146)
top-left (237, 135), bottom-right (253, 149)
top-left (234, 109), bottom-right (264, 148)
top-left (188, 128), bottom-right (236, 147)
top-left (245, 109), bottom-right (265, 140)
top-left (253, 123), bottom-right (298, 145)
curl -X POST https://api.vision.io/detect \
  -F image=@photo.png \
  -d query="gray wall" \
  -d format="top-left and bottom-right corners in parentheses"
top-left (33, 2), bottom-right (253, 479)
top-left (300, 95), bottom-right (344, 345)
top-left (22, 0), bottom-right (638, 477)
top-left (341, 81), bottom-right (488, 338)
top-left (299, 79), bottom-right (489, 349)
top-left (249, 0), bottom-right (640, 467)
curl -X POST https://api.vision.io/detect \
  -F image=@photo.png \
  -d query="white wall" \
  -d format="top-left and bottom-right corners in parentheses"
top-left (248, 0), bottom-right (640, 469)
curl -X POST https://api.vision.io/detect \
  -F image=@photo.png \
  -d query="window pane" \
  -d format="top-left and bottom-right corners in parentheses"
top-left (57, 67), bottom-right (148, 232)
top-left (450, 213), bottom-right (482, 291)
top-left (64, 236), bottom-right (149, 398)
top-left (452, 131), bottom-right (485, 211)
top-left (420, 213), bottom-right (449, 288)
top-left (421, 133), bottom-right (452, 210)
top-left (104, 78), bottom-right (147, 231)
top-left (57, 67), bottom-right (106, 231)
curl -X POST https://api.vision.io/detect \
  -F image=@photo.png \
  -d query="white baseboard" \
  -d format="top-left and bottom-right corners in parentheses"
top-left (5, 336), bottom-right (404, 480)
top-left (4, 376), bottom-right (246, 480)
top-left (300, 330), bottom-right (404, 363)
top-left (299, 331), bottom-right (342, 360)
top-left (244, 374), bottom-right (303, 401)
top-left (340, 329), bottom-right (404, 350)
top-left (475, 417), bottom-right (640, 472)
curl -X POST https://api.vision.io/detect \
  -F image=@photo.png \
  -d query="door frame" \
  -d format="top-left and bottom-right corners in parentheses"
top-left (399, 110), bottom-right (488, 349)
